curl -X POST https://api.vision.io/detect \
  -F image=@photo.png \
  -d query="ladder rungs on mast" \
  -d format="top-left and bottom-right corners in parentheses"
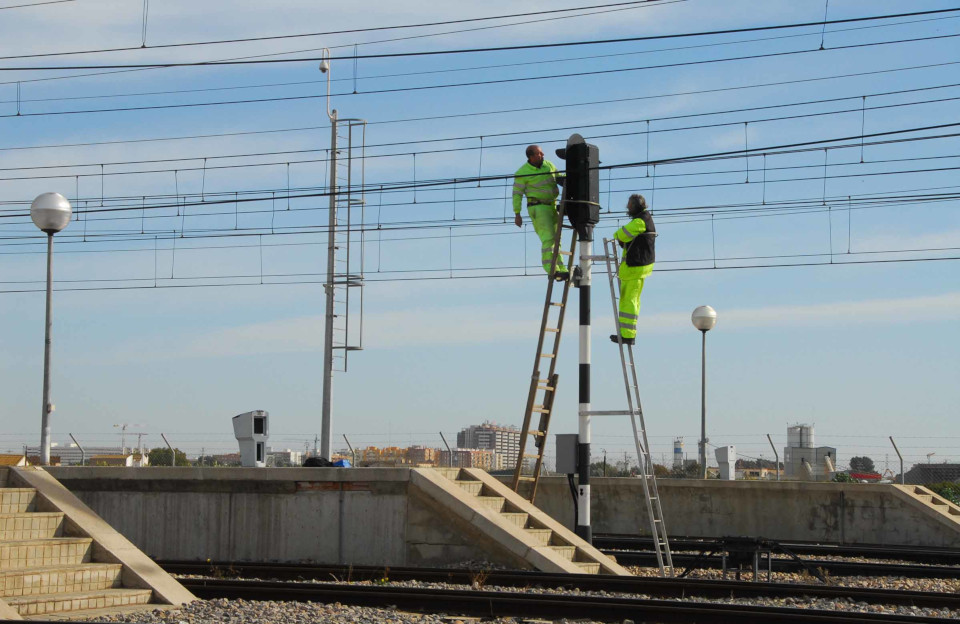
top-left (532, 406), bottom-right (550, 414)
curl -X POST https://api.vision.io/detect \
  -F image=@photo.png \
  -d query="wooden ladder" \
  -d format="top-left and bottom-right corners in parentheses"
top-left (511, 202), bottom-right (578, 503)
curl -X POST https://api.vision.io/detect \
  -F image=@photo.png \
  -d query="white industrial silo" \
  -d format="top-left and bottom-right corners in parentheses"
top-left (673, 437), bottom-right (684, 470)
top-left (787, 424), bottom-right (815, 449)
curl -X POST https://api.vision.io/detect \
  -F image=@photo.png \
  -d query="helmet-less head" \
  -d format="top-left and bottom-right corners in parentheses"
top-left (627, 193), bottom-right (647, 218)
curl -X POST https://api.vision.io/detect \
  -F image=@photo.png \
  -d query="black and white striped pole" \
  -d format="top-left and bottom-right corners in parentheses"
top-left (557, 134), bottom-right (600, 542)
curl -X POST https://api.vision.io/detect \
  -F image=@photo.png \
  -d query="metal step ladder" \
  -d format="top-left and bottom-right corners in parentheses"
top-left (330, 118), bottom-right (367, 372)
top-left (599, 236), bottom-right (674, 577)
top-left (511, 201), bottom-right (578, 503)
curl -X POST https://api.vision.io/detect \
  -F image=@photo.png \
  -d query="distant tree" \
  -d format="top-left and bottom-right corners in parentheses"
top-left (849, 456), bottom-right (875, 473)
top-left (590, 460), bottom-right (634, 477)
top-left (653, 464), bottom-right (671, 478)
top-left (148, 447), bottom-right (189, 466)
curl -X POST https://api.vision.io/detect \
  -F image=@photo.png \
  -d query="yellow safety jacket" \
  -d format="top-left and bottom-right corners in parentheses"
top-left (614, 213), bottom-right (656, 279)
top-left (512, 160), bottom-right (562, 214)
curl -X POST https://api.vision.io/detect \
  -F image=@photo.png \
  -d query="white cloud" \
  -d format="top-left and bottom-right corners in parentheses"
top-left (102, 303), bottom-right (538, 362)
top-left (638, 292), bottom-right (960, 333)
top-left (98, 290), bottom-right (960, 363)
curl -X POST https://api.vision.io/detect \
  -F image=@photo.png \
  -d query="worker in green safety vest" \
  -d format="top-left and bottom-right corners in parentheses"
top-left (611, 194), bottom-right (657, 346)
top-left (513, 145), bottom-right (569, 281)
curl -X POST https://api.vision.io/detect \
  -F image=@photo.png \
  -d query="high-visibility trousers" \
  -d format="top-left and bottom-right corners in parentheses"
top-left (528, 204), bottom-right (567, 275)
top-left (617, 263), bottom-right (652, 339)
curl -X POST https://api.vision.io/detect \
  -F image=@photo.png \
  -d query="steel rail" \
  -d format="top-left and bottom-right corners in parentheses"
top-left (604, 551), bottom-right (960, 579)
top-left (174, 577), bottom-right (956, 623)
top-left (159, 562), bottom-right (960, 610)
top-left (595, 535), bottom-right (960, 566)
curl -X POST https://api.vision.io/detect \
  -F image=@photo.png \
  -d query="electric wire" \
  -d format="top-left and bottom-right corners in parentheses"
top-left (2, 7), bottom-right (955, 67)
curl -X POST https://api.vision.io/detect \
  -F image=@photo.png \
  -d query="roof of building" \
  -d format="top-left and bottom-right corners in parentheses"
top-left (0, 454), bottom-right (25, 466)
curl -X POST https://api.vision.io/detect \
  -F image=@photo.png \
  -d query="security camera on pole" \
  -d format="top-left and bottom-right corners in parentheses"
top-left (30, 192), bottom-right (72, 466)
top-left (555, 134), bottom-right (600, 542)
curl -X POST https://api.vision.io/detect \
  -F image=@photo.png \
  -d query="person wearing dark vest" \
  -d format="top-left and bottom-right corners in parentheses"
top-left (611, 194), bottom-right (657, 346)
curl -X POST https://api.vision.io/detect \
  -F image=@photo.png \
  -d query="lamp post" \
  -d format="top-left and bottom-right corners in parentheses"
top-left (691, 305), bottom-right (717, 479)
top-left (30, 192), bottom-right (72, 466)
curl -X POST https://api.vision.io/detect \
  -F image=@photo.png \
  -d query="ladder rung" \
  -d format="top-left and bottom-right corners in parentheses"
top-left (544, 327), bottom-right (560, 333)
top-left (516, 476), bottom-right (536, 481)
top-left (532, 406), bottom-right (550, 414)
top-left (540, 353), bottom-right (556, 359)
top-left (522, 454), bottom-right (542, 459)
top-left (527, 430), bottom-right (545, 437)
top-left (536, 385), bottom-right (555, 391)
top-left (550, 303), bottom-right (564, 307)
top-left (557, 251), bottom-right (573, 256)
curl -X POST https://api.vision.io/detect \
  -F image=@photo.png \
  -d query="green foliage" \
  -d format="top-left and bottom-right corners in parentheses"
top-left (927, 482), bottom-right (960, 506)
top-left (832, 472), bottom-right (856, 483)
top-left (849, 456), bottom-right (875, 473)
top-left (589, 460), bottom-right (635, 477)
top-left (147, 446), bottom-right (190, 466)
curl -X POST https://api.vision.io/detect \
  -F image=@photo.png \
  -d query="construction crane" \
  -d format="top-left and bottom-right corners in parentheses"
top-left (113, 424), bottom-right (144, 454)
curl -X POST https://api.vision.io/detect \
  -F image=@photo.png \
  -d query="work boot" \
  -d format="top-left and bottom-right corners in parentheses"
top-left (610, 334), bottom-right (635, 346)
top-left (553, 271), bottom-right (569, 282)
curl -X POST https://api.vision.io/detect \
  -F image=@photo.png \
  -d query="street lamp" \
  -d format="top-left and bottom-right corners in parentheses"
top-left (691, 305), bottom-right (717, 479)
top-left (30, 192), bottom-right (72, 466)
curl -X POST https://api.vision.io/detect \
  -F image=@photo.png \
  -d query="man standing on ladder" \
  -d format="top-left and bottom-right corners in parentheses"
top-left (513, 145), bottom-right (569, 281)
top-left (611, 194), bottom-right (657, 346)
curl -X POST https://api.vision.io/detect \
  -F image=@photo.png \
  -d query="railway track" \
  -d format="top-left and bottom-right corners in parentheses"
top-left (601, 551), bottom-right (960, 579)
top-left (169, 577), bottom-right (956, 623)
top-left (595, 535), bottom-right (960, 566)
top-left (160, 561), bottom-right (960, 610)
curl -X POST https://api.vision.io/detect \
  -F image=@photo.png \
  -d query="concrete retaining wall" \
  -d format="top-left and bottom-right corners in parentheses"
top-left (525, 477), bottom-right (960, 547)
top-left (45, 467), bottom-right (503, 566)
top-left (44, 468), bottom-right (960, 565)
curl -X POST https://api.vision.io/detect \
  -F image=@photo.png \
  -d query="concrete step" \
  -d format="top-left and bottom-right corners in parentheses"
top-left (547, 545), bottom-right (576, 561)
top-left (523, 528), bottom-right (553, 546)
top-left (0, 512), bottom-right (64, 540)
top-left (0, 538), bottom-right (93, 571)
top-left (455, 481), bottom-right (483, 496)
top-left (432, 468), bottom-right (462, 480)
top-left (499, 512), bottom-right (529, 528)
top-left (7, 587), bottom-right (152, 617)
top-left (0, 563), bottom-right (122, 598)
top-left (475, 496), bottom-right (505, 512)
top-left (0, 489), bottom-right (37, 514)
top-left (574, 562), bottom-right (601, 574)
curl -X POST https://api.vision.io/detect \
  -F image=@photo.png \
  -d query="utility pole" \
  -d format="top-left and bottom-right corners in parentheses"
top-left (320, 47), bottom-right (338, 460)
top-left (318, 48), bottom-right (366, 460)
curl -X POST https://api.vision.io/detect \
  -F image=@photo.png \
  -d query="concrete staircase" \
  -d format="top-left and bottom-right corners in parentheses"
top-left (890, 484), bottom-right (960, 535)
top-left (0, 467), bottom-right (193, 620)
top-left (411, 467), bottom-right (630, 575)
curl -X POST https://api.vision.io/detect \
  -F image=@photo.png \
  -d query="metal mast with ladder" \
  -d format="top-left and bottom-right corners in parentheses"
top-left (600, 236), bottom-right (673, 576)
top-left (511, 202), bottom-right (577, 501)
top-left (320, 50), bottom-right (366, 460)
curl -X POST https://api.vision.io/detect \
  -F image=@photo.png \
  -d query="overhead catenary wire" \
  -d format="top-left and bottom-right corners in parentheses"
top-left (5, 11), bottom-right (955, 100)
top-left (1, 6), bottom-right (956, 68)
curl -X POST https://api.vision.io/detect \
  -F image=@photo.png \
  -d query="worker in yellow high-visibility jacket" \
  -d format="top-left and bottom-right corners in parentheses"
top-left (513, 145), bottom-right (569, 280)
top-left (611, 194), bottom-right (657, 346)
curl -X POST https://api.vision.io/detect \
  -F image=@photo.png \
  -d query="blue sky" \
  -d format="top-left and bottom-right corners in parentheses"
top-left (0, 0), bottom-right (957, 472)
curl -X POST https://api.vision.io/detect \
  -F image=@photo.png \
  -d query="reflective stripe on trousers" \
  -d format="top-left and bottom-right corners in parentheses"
top-left (618, 275), bottom-right (646, 339)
